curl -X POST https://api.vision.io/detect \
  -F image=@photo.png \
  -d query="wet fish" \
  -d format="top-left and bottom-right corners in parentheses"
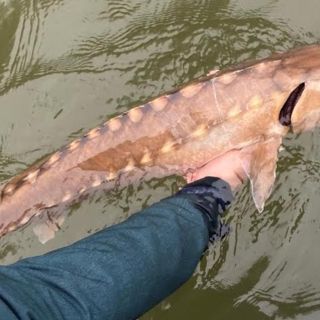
top-left (1, 44), bottom-right (320, 243)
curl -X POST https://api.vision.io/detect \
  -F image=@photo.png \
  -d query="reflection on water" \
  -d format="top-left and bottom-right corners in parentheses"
top-left (0, 0), bottom-right (320, 319)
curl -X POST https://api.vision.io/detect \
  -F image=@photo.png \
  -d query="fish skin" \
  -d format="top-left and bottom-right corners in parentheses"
top-left (1, 44), bottom-right (320, 242)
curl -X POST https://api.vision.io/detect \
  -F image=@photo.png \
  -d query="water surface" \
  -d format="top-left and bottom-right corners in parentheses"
top-left (0, 0), bottom-right (320, 319)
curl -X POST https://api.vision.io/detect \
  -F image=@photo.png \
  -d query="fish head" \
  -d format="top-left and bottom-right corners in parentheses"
top-left (279, 45), bottom-right (320, 132)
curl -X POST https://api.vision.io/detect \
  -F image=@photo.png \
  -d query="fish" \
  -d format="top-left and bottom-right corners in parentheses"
top-left (1, 44), bottom-right (320, 243)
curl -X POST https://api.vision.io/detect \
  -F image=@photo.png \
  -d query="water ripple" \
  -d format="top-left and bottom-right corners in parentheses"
top-left (0, 1), bottom-right (320, 319)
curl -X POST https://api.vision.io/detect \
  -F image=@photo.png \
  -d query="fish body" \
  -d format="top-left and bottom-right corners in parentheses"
top-left (1, 44), bottom-right (320, 243)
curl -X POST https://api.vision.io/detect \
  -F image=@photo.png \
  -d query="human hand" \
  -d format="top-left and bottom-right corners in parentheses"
top-left (186, 149), bottom-right (251, 190)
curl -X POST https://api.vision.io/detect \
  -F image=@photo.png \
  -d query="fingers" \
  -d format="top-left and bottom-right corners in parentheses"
top-left (185, 149), bottom-right (250, 189)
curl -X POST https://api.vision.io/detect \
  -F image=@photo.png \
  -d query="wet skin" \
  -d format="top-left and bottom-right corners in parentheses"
top-left (1, 45), bottom-right (320, 242)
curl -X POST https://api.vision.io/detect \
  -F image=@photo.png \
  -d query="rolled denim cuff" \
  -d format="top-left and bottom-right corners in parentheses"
top-left (176, 177), bottom-right (233, 241)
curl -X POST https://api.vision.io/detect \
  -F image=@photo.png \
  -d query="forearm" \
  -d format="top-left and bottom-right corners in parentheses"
top-left (0, 178), bottom-right (232, 320)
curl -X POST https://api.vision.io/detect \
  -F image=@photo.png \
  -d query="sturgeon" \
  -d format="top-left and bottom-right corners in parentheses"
top-left (1, 44), bottom-right (320, 243)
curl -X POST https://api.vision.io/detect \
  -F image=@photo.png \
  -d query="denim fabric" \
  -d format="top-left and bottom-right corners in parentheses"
top-left (0, 177), bottom-right (232, 320)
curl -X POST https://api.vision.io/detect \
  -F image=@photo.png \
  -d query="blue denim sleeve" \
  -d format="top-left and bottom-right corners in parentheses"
top-left (0, 177), bottom-right (232, 320)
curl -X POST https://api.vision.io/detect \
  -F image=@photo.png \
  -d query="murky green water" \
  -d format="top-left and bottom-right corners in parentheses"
top-left (0, 0), bottom-right (320, 319)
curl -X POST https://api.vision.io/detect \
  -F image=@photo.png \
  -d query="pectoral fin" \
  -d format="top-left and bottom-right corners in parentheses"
top-left (240, 137), bottom-right (282, 212)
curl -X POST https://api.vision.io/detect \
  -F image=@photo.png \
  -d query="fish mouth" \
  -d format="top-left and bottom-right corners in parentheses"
top-left (279, 82), bottom-right (305, 126)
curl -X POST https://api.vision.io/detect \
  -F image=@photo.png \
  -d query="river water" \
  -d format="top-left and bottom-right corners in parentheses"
top-left (0, 0), bottom-right (320, 319)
